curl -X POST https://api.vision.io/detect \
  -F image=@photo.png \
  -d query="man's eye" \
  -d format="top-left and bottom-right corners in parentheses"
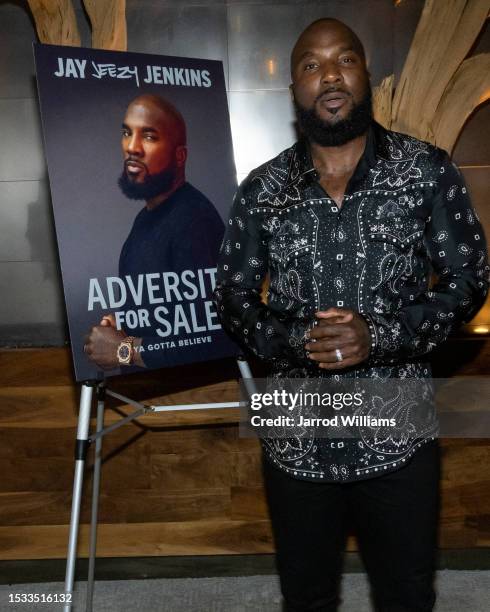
top-left (304, 63), bottom-right (318, 71)
top-left (144, 135), bottom-right (156, 141)
top-left (341, 57), bottom-right (355, 64)
top-left (122, 131), bottom-right (130, 137)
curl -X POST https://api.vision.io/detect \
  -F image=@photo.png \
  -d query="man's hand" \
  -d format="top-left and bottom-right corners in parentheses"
top-left (304, 307), bottom-right (371, 370)
top-left (84, 315), bottom-right (126, 370)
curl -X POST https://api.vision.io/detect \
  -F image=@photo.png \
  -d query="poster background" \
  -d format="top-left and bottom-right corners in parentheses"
top-left (34, 44), bottom-right (238, 381)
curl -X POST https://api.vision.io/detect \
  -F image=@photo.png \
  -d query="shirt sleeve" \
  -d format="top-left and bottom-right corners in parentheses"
top-left (213, 183), bottom-right (313, 368)
top-left (364, 152), bottom-right (489, 363)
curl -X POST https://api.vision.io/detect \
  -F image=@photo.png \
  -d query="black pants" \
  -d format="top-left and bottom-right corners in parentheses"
top-left (262, 441), bottom-right (441, 612)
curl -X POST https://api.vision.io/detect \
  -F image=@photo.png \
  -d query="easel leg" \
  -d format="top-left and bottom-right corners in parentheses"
top-left (61, 361), bottom-right (253, 611)
top-left (86, 383), bottom-right (105, 612)
top-left (237, 356), bottom-right (257, 397)
top-left (64, 383), bottom-right (94, 612)
top-left (237, 356), bottom-right (252, 380)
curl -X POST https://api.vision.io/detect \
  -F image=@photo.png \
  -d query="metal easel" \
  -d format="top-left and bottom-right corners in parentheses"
top-left (63, 356), bottom-right (255, 612)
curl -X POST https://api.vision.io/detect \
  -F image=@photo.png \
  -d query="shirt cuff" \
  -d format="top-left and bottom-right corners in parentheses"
top-left (359, 312), bottom-right (378, 358)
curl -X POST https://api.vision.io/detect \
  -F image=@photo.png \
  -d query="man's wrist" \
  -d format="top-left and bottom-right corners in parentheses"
top-left (116, 336), bottom-right (135, 365)
top-left (132, 338), bottom-right (145, 367)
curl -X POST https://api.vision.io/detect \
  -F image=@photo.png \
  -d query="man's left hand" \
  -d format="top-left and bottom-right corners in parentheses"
top-left (304, 308), bottom-right (371, 369)
top-left (84, 315), bottom-right (126, 370)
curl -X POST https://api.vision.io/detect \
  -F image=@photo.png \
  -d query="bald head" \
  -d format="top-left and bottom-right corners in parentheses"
top-left (127, 94), bottom-right (186, 148)
top-left (120, 94), bottom-right (188, 203)
top-left (291, 18), bottom-right (366, 74)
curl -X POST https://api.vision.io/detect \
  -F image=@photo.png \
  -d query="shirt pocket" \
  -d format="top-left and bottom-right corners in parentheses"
top-left (367, 222), bottom-right (427, 303)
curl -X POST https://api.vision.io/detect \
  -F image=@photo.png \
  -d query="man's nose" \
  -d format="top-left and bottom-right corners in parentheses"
top-left (321, 61), bottom-right (342, 84)
top-left (126, 134), bottom-right (143, 156)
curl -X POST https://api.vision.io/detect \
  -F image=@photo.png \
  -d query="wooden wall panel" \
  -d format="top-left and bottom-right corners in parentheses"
top-left (231, 487), bottom-right (268, 521)
top-left (0, 345), bottom-right (489, 560)
top-left (151, 452), bottom-right (232, 491)
top-left (0, 521), bottom-right (274, 560)
top-left (0, 490), bottom-right (231, 527)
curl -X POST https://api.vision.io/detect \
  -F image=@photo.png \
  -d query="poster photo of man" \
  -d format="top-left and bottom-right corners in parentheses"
top-left (34, 45), bottom-right (238, 381)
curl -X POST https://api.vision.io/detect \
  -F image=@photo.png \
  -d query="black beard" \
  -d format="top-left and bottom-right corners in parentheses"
top-left (294, 87), bottom-right (373, 147)
top-left (118, 164), bottom-right (177, 201)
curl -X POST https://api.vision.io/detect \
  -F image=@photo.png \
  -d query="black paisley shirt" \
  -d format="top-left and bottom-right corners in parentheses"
top-left (214, 122), bottom-right (489, 482)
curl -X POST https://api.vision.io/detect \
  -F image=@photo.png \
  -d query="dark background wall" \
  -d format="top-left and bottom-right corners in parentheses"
top-left (0, 0), bottom-right (489, 348)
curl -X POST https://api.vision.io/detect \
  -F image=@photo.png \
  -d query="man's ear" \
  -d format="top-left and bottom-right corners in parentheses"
top-left (175, 145), bottom-right (187, 167)
top-left (289, 83), bottom-right (295, 102)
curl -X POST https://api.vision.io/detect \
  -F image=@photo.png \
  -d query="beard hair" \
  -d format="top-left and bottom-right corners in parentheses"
top-left (118, 163), bottom-right (177, 201)
top-left (294, 86), bottom-right (373, 147)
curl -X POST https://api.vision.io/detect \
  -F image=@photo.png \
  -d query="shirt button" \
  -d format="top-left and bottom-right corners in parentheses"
top-left (336, 254), bottom-right (343, 261)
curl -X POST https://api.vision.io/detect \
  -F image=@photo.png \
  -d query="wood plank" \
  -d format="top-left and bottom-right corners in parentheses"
top-left (0, 520), bottom-right (274, 560)
top-left (439, 516), bottom-right (482, 549)
top-left (441, 481), bottom-right (490, 519)
top-left (441, 440), bottom-right (490, 487)
top-left (147, 427), bottom-right (258, 455)
top-left (231, 486), bottom-right (268, 521)
top-left (0, 516), bottom-right (481, 560)
top-left (230, 452), bottom-right (263, 487)
top-left (475, 514), bottom-right (490, 547)
top-left (0, 349), bottom-right (74, 388)
top-left (0, 387), bottom-right (79, 428)
top-left (86, 441), bottom-right (152, 494)
top-left (234, 437), bottom-right (263, 453)
top-left (0, 426), bottom-right (146, 458)
top-left (0, 386), bottom-right (240, 429)
top-left (0, 441), bottom-right (151, 493)
top-left (89, 490), bottom-right (231, 525)
top-left (151, 452), bottom-right (232, 491)
top-left (148, 426), bottom-right (240, 455)
top-left (0, 490), bottom-right (230, 526)
top-left (0, 457), bottom-right (75, 493)
top-left (26, 0), bottom-right (81, 46)
top-left (0, 427), bottom-right (75, 458)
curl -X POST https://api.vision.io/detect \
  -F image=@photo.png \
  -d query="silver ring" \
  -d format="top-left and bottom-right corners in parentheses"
top-left (335, 348), bottom-right (343, 362)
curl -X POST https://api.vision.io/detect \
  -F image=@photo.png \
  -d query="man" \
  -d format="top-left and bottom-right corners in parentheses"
top-left (214, 18), bottom-right (488, 612)
top-left (84, 94), bottom-right (225, 370)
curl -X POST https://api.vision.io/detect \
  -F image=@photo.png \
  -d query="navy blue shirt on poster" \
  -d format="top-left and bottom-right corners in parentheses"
top-left (118, 181), bottom-right (229, 369)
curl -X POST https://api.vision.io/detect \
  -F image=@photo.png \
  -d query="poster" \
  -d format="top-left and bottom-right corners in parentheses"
top-left (34, 44), bottom-right (238, 381)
